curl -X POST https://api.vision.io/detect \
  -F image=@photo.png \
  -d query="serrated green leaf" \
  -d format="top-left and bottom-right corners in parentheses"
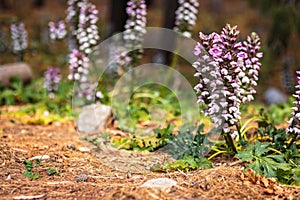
top-left (195, 157), bottom-right (213, 169)
top-left (237, 151), bottom-right (254, 162)
top-left (253, 142), bottom-right (270, 157)
top-left (266, 154), bottom-right (286, 163)
top-left (260, 158), bottom-right (277, 178)
top-left (247, 160), bottom-right (262, 175)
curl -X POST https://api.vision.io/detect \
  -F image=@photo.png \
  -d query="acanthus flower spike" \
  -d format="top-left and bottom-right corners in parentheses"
top-left (174, 0), bottom-right (200, 38)
top-left (287, 71), bottom-right (300, 136)
top-left (193, 24), bottom-right (263, 136)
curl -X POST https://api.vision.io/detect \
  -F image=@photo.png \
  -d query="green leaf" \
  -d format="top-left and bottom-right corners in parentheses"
top-left (266, 154), bottom-right (285, 163)
top-left (252, 142), bottom-right (270, 157)
top-left (260, 157), bottom-right (277, 178)
top-left (277, 167), bottom-right (300, 186)
top-left (247, 160), bottom-right (263, 175)
top-left (195, 157), bottom-right (213, 169)
top-left (35, 159), bottom-right (41, 166)
top-left (24, 160), bottom-right (33, 172)
top-left (48, 168), bottom-right (60, 176)
top-left (237, 151), bottom-right (253, 162)
top-left (23, 171), bottom-right (39, 180)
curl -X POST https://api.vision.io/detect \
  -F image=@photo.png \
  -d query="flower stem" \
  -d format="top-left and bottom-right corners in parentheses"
top-left (223, 130), bottom-right (237, 155)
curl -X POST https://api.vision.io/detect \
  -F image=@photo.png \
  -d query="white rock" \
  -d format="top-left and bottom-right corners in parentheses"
top-left (77, 103), bottom-right (112, 133)
top-left (140, 178), bottom-right (177, 191)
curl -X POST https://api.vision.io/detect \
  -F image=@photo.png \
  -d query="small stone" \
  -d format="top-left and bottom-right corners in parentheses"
top-left (140, 178), bottom-right (177, 192)
top-left (264, 88), bottom-right (287, 105)
top-left (77, 174), bottom-right (89, 182)
top-left (78, 147), bottom-right (90, 152)
top-left (0, 63), bottom-right (32, 87)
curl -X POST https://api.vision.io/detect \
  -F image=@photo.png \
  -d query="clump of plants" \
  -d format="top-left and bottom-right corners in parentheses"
top-left (23, 158), bottom-right (60, 180)
top-left (193, 24), bottom-right (263, 153)
top-left (191, 24), bottom-right (299, 185)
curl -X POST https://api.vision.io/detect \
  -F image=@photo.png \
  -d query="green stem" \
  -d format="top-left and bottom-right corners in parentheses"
top-left (287, 135), bottom-right (298, 149)
top-left (162, 38), bottom-right (181, 90)
top-left (236, 124), bottom-right (247, 147)
top-left (240, 116), bottom-right (262, 133)
top-left (236, 124), bottom-right (242, 140)
top-left (222, 130), bottom-right (237, 155)
top-left (267, 147), bottom-right (282, 154)
top-left (207, 150), bottom-right (228, 160)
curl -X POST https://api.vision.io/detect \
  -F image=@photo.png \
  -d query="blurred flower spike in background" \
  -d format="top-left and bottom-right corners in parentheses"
top-left (44, 67), bottom-right (61, 98)
top-left (10, 22), bottom-right (28, 61)
top-left (48, 20), bottom-right (67, 40)
top-left (174, 0), bottom-right (200, 38)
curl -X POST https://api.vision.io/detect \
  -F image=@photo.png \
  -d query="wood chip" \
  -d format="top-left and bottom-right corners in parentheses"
top-left (261, 177), bottom-right (269, 188)
top-left (12, 148), bottom-right (28, 153)
top-left (29, 155), bottom-right (50, 160)
top-left (13, 194), bottom-right (45, 200)
top-left (46, 181), bottom-right (73, 185)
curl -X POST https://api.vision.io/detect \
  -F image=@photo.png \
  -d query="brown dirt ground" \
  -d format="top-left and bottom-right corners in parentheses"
top-left (0, 111), bottom-right (300, 200)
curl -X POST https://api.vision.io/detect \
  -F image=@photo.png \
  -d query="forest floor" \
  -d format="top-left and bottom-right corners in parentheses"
top-left (0, 107), bottom-right (300, 200)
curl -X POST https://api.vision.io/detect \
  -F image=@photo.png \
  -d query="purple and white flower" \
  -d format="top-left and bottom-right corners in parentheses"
top-left (68, 49), bottom-right (89, 82)
top-left (174, 0), bottom-right (200, 38)
top-left (123, 0), bottom-right (147, 62)
top-left (287, 71), bottom-right (300, 136)
top-left (48, 20), bottom-right (67, 40)
top-left (77, 2), bottom-right (100, 55)
top-left (193, 24), bottom-right (263, 134)
top-left (240, 32), bottom-right (263, 103)
top-left (66, 0), bottom-right (99, 55)
top-left (44, 67), bottom-right (61, 97)
top-left (10, 22), bottom-right (28, 53)
top-left (68, 49), bottom-right (100, 101)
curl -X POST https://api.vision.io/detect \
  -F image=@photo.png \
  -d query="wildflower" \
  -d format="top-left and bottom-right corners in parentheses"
top-left (193, 24), bottom-right (263, 134)
top-left (174, 0), bottom-right (200, 38)
top-left (68, 49), bottom-right (99, 101)
top-left (77, 2), bottom-right (100, 55)
top-left (48, 20), bottom-right (67, 40)
top-left (68, 49), bottom-right (89, 82)
top-left (123, 0), bottom-right (147, 64)
top-left (10, 22), bottom-right (28, 53)
top-left (66, 0), bottom-right (99, 54)
top-left (287, 71), bottom-right (300, 136)
top-left (66, 0), bottom-right (88, 28)
top-left (240, 32), bottom-right (263, 103)
top-left (44, 67), bottom-right (61, 97)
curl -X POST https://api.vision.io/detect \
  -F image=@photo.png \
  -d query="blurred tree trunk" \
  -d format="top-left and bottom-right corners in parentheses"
top-left (0, 0), bottom-right (10, 10)
top-left (152, 0), bottom-right (178, 64)
top-left (33, 0), bottom-right (45, 8)
top-left (107, 0), bottom-right (128, 37)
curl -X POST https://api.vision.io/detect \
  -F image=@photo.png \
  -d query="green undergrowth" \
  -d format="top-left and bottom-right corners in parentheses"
top-left (0, 77), bottom-right (74, 124)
